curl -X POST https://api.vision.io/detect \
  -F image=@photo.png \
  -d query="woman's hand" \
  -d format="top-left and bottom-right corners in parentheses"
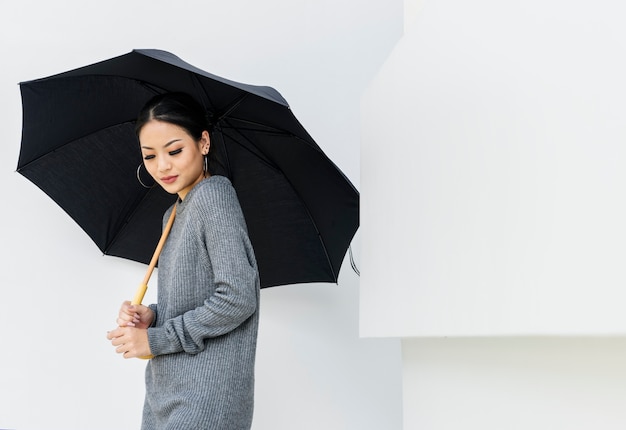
top-left (116, 301), bottom-right (154, 329)
top-left (106, 326), bottom-right (152, 359)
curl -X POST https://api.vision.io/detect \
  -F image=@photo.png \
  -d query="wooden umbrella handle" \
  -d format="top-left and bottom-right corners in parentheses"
top-left (131, 205), bottom-right (177, 306)
top-left (130, 205), bottom-right (176, 360)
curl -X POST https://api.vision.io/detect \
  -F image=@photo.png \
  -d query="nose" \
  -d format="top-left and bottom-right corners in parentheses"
top-left (157, 156), bottom-right (171, 172)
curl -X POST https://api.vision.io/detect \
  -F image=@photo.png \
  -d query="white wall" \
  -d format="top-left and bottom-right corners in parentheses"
top-left (0, 1), bottom-right (403, 429)
top-left (403, 337), bottom-right (626, 429)
top-left (362, 1), bottom-right (626, 429)
top-left (361, 0), bottom-right (626, 338)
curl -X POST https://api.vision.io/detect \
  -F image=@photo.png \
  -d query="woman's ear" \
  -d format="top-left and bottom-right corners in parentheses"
top-left (201, 131), bottom-right (211, 155)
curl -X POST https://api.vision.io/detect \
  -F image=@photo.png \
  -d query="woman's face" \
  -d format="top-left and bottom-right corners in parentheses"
top-left (139, 120), bottom-right (210, 200)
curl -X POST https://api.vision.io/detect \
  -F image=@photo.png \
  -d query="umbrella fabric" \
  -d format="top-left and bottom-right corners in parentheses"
top-left (17, 49), bottom-right (359, 288)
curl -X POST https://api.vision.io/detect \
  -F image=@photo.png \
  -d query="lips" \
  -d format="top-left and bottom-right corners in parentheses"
top-left (161, 175), bottom-right (178, 184)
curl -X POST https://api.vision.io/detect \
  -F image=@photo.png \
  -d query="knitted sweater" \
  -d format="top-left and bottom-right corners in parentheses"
top-left (142, 176), bottom-right (260, 430)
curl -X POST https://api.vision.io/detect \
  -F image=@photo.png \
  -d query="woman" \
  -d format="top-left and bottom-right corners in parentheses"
top-left (107, 92), bottom-right (260, 430)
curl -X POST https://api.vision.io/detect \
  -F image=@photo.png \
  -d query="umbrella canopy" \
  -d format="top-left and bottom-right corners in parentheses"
top-left (17, 49), bottom-right (359, 288)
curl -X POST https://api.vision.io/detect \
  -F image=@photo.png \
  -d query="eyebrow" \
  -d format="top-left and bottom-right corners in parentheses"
top-left (141, 139), bottom-right (182, 150)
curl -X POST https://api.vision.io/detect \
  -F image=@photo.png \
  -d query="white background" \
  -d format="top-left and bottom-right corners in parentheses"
top-left (0, 1), bottom-right (403, 429)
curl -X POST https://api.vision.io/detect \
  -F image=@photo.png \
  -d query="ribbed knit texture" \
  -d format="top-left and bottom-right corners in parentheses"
top-left (142, 176), bottom-right (260, 430)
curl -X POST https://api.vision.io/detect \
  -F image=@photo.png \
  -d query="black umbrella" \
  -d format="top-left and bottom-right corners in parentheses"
top-left (17, 49), bottom-right (359, 288)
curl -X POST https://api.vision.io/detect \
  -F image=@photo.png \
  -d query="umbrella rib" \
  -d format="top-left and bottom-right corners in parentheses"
top-left (212, 124), bottom-right (233, 178)
top-left (220, 116), bottom-right (322, 153)
top-left (103, 187), bottom-right (176, 259)
top-left (219, 127), bottom-right (280, 172)
top-left (220, 116), bottom-right (360, 193)
top-left (222, 125), bottom-right (339, 282)
top-left (299, 201), bottom-right (338, 283)
top-left (189, 71), bottom-right (249, 127)
top-left (190, 72), bottom-right (218, 115)
top-left (218, 116), bottom-right (360, 200)
top-left (216, 94), bottom-right (249, 123)
top-left (17, 120), bottom-right (139, 172)
top-left (184, 70), bottom-right (319, 154)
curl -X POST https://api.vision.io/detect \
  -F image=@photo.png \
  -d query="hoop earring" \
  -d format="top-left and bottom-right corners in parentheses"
top-left (137, 163), bottom-right (155, 189)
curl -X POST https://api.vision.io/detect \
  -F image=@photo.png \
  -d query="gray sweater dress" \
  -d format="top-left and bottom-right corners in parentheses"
top-left (142, 176), bottom-right (260, 430)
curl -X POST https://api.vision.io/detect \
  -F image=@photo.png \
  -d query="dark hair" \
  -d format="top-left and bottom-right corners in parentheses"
top-left (135, 92), bottom-right (226, 176)
top-left (135, 92), bottom-right (212, 140)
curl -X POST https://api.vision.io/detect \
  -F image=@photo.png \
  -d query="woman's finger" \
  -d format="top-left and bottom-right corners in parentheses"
top-left (107, 327), bottom-right (125, 341)
top-left (117, 317), bottom-right (136, 327)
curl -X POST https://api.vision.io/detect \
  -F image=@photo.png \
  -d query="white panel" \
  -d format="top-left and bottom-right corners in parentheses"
top-left (361, 0), bottom-right (626, 337)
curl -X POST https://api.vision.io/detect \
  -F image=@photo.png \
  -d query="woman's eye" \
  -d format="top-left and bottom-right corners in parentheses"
top-left (169, 148), bottom-right (183, 156)
top-left (143, 154), bottom-right (155, 160)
